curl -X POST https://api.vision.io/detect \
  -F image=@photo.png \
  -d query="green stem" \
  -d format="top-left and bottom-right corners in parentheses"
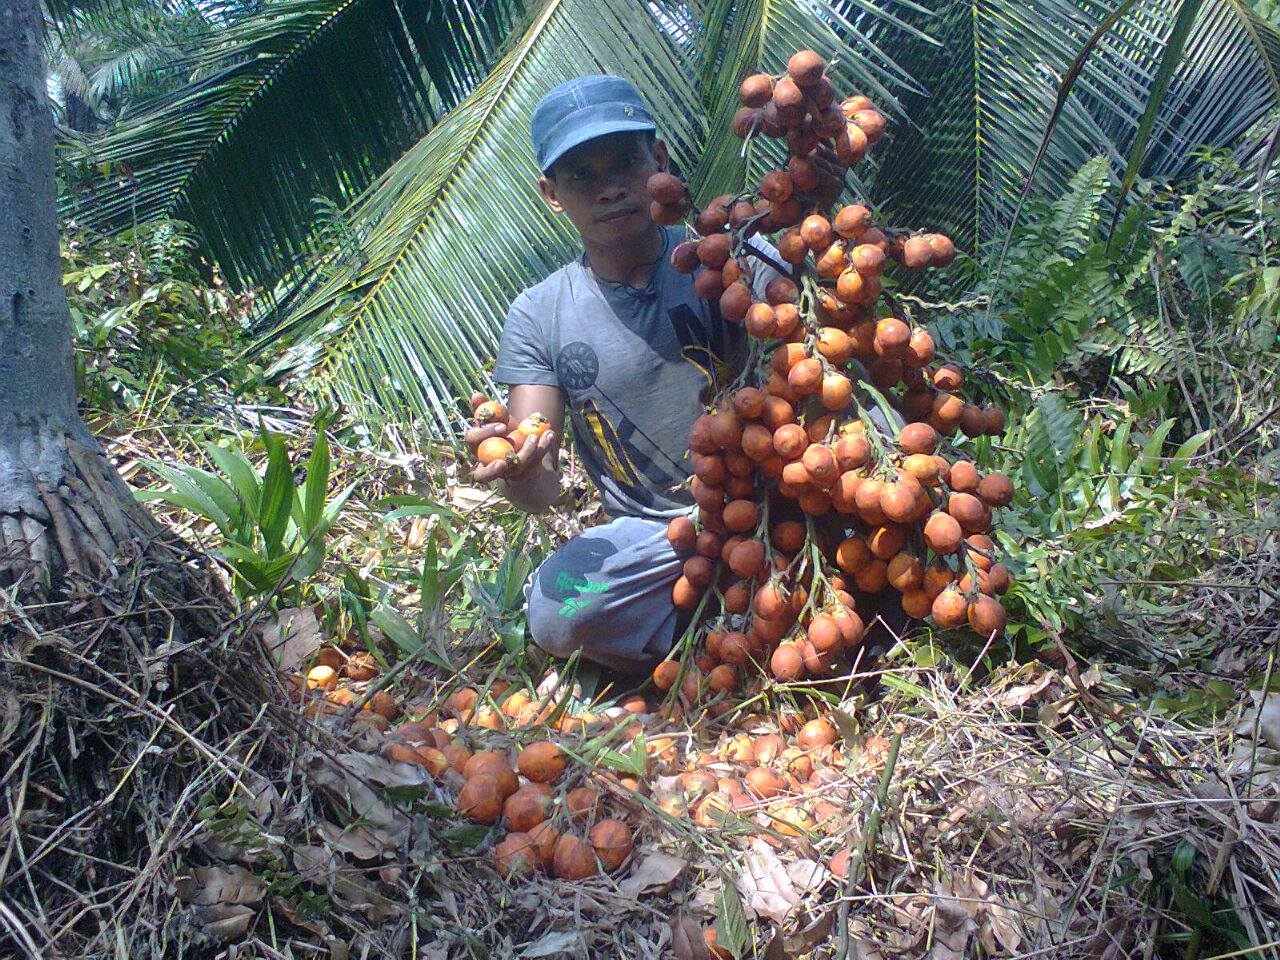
top-left (835, 731), bottom-right (902, 960)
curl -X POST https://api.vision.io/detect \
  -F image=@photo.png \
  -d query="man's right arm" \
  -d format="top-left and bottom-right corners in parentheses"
top-left (466, 383), bottom-right (566, 514)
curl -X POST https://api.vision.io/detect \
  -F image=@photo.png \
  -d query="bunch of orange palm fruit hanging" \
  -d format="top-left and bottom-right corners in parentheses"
top-left (652, 50), bottom-right (1014, 690)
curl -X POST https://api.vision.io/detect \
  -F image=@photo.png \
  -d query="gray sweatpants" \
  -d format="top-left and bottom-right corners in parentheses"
top-left (526, 515), bottom-right (685, 671)
top-left (525, 513), bottom-right (915, 672)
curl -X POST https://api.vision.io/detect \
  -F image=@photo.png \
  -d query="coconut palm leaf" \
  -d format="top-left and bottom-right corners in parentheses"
top-left (871, 0), bottom-right (1280, 254)
top-left (263, 0), bottom-right (707, 436)
top-left (58, 0), bottom-right (525, 290)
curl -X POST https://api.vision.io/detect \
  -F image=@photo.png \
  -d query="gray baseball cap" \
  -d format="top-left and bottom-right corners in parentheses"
top-left (531, 75), bottom-right (657, 174)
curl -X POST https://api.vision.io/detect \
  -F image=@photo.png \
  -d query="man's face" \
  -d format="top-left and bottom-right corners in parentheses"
top-left (539, 132), bottom-right (669, 248)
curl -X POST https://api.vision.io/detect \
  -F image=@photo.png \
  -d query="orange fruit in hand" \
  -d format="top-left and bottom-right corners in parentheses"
top-left (474, 400), bottom-right (507, 424)
top-left (476, 436), bottom-right (515, 466)
top-left (516, 412), bottom-right (549, 437)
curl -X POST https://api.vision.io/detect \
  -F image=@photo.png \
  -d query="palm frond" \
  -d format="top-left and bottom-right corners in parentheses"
top-left (872, 0), bottom-right (1280, 254)
top-left (264, 0), bottom-right (705, 437)
top-left (58, 0), bottom-right (524, 290)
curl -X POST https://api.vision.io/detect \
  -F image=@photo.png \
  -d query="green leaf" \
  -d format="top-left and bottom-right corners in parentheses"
top-left (879, 0), bottom-right (1280, 254)
top-left (596, 744), bottom-right (646, 777)
top-left (383, 784), bottom-right (429, 803)
top-left (1172, 838), bottom-right (1198, 876)
top-left (714, 883), bottom-right (751, 959)
top-left (219, 543), bottom-right (298, 593)
top-left (441, 823), bottom-right (492, 853)
top-left (369, 602), bottom-right (422, 655)
top-left (204, 443), bottom-right (262, 511)
top-left (826, 707), bottom-right (860, 749)
top-left (1111, 0), bottom-right (1206, 228)
top-left (142, 462), bottom-right (232, 533)
top-left (1169, 429), bottom-right (1212, 467)
top-left (182, 468), bottom-right (243, 531)
top-left (302, 418), bottom-right (331, 534)
top-left (496, 519), bottom-right (534, 613)
top-left (419, 539), bottom-right (444, 611)
top-left (257, 429), bottom-right (295, 555)
top-left (135, 486), bottom-right (226, 530)
top-left (1110, 419), bottom-right (1133, 475)
top-left (380, 503), bottom-right (464, 525)
top-left (1025, 393), bottom-right (1081, 495)
top-left (1139, 419), bottom-right (1177, 474)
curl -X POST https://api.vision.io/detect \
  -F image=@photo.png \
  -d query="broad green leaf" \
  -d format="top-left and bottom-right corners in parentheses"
top-left (420, 539), bottom-right (444, 611)
top-left (143, 462), bottom-right (232, 533)
top-left (1169, 429), bottom-right (1213, 466)
top-left (370, 603), bottom-right (423, 655)
top-left (204, 443), bottom-right (262, 511)
top-left (1139, 418), bottom-right (1177, 473)
top-left (258, 430), bottom-right (295, 555)
top-left (442, 824), bottom-right (492, 853)
top-left (1110, 419), bottom-right (1133, 475)
top-left (714, 883), bottom-right (751, 959)
top-left (135, 486), bottom-right (227, 531)
top-left (302, 418), bottom-right (331, 534)
top-left (182, 468), bottom-right (243, 531)
top-left (219, 543), bottom-right (298, 592)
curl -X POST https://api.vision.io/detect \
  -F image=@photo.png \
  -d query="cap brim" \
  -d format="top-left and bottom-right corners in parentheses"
top-left (540, 119), bottom-right (657, 173)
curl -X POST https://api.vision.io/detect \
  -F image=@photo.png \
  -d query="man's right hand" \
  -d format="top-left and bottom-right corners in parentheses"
top-left (465, 419), bottom-right (558, 485)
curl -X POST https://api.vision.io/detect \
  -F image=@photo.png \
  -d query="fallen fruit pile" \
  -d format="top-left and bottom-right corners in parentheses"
top-left (290, 646), bottom-right (890, 927)
top-left (649, 50), bottom-right (1014, 691)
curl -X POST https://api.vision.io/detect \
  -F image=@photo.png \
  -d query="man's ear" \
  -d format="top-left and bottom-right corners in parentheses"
top-left (652, 138), bottom-right (670, 173)
top-left (538, 175), bottom-right (565, 214)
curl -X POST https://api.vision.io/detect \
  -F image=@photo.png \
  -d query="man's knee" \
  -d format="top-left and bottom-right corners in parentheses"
top-left (526, 569), bottom-right (589, 659)
top-left (523, 519), bottom-right (683, 665)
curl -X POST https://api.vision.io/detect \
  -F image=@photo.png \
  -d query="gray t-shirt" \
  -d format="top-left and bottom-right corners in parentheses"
top-left (494, 226), bottom-right (782, 520)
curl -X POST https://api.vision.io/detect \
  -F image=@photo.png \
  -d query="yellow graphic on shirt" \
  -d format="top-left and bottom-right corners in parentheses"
top-left (580, 398), bottom-right (641, 486)
top-left (681, 344), bottom-right (734, 404)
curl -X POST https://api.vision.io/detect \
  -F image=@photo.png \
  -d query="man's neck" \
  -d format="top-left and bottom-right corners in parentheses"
top-left (584, 224), bottom-right (665, 287)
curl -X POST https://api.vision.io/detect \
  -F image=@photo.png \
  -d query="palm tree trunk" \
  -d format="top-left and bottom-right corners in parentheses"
top-left (1, 0), bottom-right (164, 597)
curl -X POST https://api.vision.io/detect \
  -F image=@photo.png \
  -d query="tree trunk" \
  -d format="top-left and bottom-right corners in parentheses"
top-left (0, 0), bottom-right (164, 597)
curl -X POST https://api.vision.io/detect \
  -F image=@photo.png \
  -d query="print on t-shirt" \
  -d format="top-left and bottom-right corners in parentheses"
top-left (555, 341), bottom-right (600, 391)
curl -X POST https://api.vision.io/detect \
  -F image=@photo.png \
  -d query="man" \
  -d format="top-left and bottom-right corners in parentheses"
top-left (464, 75), bottom-right (784, 676)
